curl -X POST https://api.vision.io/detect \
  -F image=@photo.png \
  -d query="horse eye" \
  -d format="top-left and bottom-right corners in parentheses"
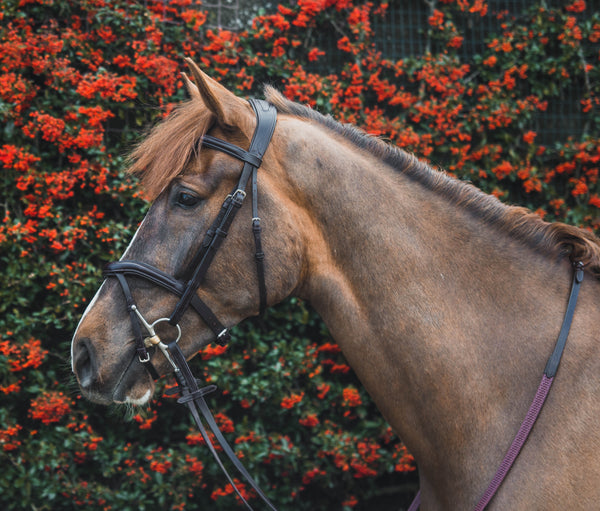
top-left (175, 190), bottom-right (201, 209)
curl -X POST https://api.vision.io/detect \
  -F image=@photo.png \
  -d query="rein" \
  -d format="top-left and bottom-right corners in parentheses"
top-left (104, 99), bottom-right (278, 510)
top-left (409, 261), bottom-right (585, 511)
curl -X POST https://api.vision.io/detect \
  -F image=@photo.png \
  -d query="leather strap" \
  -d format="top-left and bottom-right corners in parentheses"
top-left (168, 191), bottom-right (245, 326)
top-left (114, 273), bottom-right (151, 363)
top-left (167, 340), bottom-right (278, 511)
top-left (407, 491), bottom-right (421, 511)
top-left (544, 261), bottom-right (584, 377)
top-left (473, 261), bottom-right (584, 509)
top-left (252, 217), bottom-right (267, 316)
top-left (105, 261), bottom-right (230, 344)
top-left (202, 135), bottom-right (263, 168)
top-left (248, 99), bottom-right (276, 316)
top-left (473, 375), bottom-right (553, 510)
top-left (168, 99), bottom-right (276, 325)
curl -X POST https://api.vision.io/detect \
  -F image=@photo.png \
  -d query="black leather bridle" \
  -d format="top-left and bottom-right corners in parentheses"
top-left (103, 99), bottom-right (279, 510)
top-left (105, 98), bottom-right (275, 364)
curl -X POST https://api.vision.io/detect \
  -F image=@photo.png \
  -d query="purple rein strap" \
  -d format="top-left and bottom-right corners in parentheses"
top-left (408, 261), bottom-right (585, 511)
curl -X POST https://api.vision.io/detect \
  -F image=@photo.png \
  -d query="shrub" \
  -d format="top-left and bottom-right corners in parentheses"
top-left (0, 0), bottom-right (598, 509)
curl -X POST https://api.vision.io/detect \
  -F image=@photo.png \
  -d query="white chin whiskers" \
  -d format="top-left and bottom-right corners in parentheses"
top-left (123, 389), bottom-right (152, 406)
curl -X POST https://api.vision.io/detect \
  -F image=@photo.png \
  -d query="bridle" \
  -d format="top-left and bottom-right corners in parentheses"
top-left (101, 96), bottom-right (586, 511)
top-left (103, 98), bottom-right (279, 510)
top-left (105, 98), bottom-right (276, 365)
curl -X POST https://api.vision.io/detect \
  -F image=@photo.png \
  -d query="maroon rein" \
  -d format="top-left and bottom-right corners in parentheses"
top-left (409, 261), bottom-right (585, 510)
top-left (102, 97), bottom-right (585, 510)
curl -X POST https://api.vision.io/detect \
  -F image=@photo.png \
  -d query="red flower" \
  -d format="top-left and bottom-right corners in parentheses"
top-left (483, 55), bottom-right (497, 67)
top-left (0, 145), bottom-right (40, 171)
top-left (469, 0), bottom-right (488, 16)
top-left (302, 467), bottom-right (325, 485)
top-left (201, 343), bottom-right (227, 360)
top-left (342, 387), bottom-right (362, 407)
top-left (428, 9), bottom-right (444, 28)
top-left (523, 131), bottom-right (537, 144)
top-left (338, 36), bottom-right (353, 53)
top-left (299, 413), bottom-right (319, 427)
top-left (571, 178), bottom-right (588, 196)
top-left (589, 195), bottom-right (600, 208)
top-left (278, 5), bottom-right (294, 16)
top-left (393, 444), bottom-right (416, 473)
top-left (215, 412), bottom-right (235, 433)
top-left (350, 460), bottom-right (377, 478)
top-left (347, 5), bottom-right (370, 30)
top-left (280, 391), bottom-right (304, 409)
top-left (317, 342), bottom-right (341, 353)
top-left (133, 409), bottom-right (158, 430)
top-left (316, 383), bottom-right (330, 399)
top-left (240, 398), bottom-right (254, 408)
top-left (96, 26), bottom-right (116, 43)
top-left (185, 454), bottom-right (204, 477)
top-left (1, 382), bottom-right (22, 394)
top-left (342, 495), bottom-right (358, 507)
top-left (149, 460), bottom-right (172, 474)
top-left (447, 36), bottom-right (463, 48)
top-left (0, 425), bottom-right (22, 452)
top-left (29, 391), bottom-right (73, 425)
top-left (307, 47), bottom-right (325, 62)
top-left (0, 337), bottom-right (47, 372)
top-left (330, 363), bottom-right (350, 373)
top-left (492, 160), bottom-right (514, 179)
top-left (211, 479), bottom-right (253, 502)
top-left (566, 0), bottom-right (586, 12)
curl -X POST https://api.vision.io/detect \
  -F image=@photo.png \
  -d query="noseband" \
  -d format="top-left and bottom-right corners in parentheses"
top-left (103, 99), bottom-right (279, 510)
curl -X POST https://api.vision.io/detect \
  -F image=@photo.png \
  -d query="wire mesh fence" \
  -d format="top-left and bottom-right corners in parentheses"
top-left (146, 0), bottom-right (596, 143)
top-left (319, 0), bottom-right (598, 143)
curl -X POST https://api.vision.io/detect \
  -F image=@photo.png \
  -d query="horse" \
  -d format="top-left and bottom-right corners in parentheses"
top-left (71, 59), bottom-right (600, 510)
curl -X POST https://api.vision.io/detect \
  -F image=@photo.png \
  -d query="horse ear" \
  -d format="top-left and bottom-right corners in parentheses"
top-left (181, 72), bottom-right (199, 99)
top-left (184, 57), bottom-right (248, 129)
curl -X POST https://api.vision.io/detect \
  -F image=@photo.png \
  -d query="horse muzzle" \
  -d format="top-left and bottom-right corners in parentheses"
top-left (72, 334), bottom-right (155, 405)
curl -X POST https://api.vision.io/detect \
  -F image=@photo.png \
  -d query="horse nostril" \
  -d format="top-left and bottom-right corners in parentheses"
top-left (73, 338), bottom-right (97, 389)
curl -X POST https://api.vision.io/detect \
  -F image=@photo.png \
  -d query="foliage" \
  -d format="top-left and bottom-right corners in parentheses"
top-left (0, 0), bottom-right (599, 510)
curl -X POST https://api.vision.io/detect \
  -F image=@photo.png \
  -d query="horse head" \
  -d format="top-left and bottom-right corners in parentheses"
top-left (71, 60), bottom-right (305, 405)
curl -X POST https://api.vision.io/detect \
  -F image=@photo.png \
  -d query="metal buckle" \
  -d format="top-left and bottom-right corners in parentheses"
top-left (215, 328), bottom-right (230, 346)
top-left (138, 351), bottom-right (151, 363)
top-left (232, 189), bottom-right (246, 204)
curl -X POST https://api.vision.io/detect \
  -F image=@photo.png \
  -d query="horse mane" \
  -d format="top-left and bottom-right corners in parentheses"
top-left (264, 86), bottom-right (600, 278)
top-left (128, 99), bottom-right (215, 199)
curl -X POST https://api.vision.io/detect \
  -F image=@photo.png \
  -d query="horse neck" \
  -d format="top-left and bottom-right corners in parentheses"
top-left (278, 119), bottom-right (577, 500)
top-left (282, 120), bottom-right (569, 334)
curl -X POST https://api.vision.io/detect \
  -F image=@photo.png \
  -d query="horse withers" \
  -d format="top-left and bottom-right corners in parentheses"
top-left (72, 60), bottom-right (600, 509)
